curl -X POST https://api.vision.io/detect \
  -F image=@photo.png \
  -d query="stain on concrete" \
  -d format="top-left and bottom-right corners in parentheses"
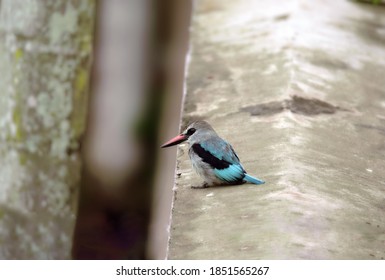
top-left (241, 101), bottom-right (284, 117)
top-left (274, 13), bottom-right (290, 21)
top-left (289, 96), bottom-right (343, 115)
top-left (307, 51), bottom-right (351, 71)
top-left (241, 95), bottom-right (347, 116)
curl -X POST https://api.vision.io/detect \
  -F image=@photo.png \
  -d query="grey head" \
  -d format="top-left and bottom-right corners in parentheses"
top-left (182, 121), bottom-right (218, 145)
top-left (160, 120), bottom-right (218, 148)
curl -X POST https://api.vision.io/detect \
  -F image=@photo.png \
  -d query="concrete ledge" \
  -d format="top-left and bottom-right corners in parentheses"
top-left (168, 0), bottom-right (385, 259)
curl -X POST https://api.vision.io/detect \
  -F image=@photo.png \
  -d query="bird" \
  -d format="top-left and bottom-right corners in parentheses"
top-left (161, 120), bottom-right (265, 188)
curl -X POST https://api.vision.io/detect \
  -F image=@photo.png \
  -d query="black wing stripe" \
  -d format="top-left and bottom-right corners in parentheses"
top-left (192, 143), bottom-right (230, 170)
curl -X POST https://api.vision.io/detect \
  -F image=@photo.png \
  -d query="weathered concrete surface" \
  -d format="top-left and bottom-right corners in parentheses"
top-left (168, 0), bottom-right (385, 259)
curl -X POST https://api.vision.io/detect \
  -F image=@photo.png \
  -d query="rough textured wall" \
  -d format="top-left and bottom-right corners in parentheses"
top-left (168, 0), bottom-right (385, 259)
top-left (0, 0), bottom-right (95, 259)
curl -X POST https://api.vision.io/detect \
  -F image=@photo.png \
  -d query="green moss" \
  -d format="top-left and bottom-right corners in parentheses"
top-left (12, 46), bottom-right (24, 142)
top-left (80, 36), bottom-right (92, 54)
top-left (72, 115), bottom-right (85, 140)
top-left (356, 0), bottom-right (383, 4)
top-left (75, 68), bottom-right (87, 98)
top-left (18, 152), bottom-right (28, 165)
top-left (12, 108), bottom-right (24, 142)
top-left (14, 48), bottom-right (23, 61)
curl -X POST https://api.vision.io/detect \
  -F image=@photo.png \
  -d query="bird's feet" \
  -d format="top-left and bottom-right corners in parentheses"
top-left (191, 182), bottom-right (209, 189)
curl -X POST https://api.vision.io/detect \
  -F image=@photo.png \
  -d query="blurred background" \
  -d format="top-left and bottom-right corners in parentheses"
top-left (72, 0), bottom-right (192, 259)
top-left (1, 0), bottom-right (382, 261)
top-left (0, 0), bottom-right (190, 259)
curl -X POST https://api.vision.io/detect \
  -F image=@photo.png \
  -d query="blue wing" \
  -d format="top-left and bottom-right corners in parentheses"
top-left (193, 138), bottom-right (265, 185)
top-left (214, 164), bottom-right (245, 183)
top-left (200, 138), bottom-right (240, 165)
top-left (194, 138), bottom-right (246, 183)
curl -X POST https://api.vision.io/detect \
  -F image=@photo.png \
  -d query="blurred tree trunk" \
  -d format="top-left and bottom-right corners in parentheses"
top-left (0, 0), bottom-right (95, 259)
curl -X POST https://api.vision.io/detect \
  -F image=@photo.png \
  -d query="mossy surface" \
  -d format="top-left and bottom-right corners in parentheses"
top-left (0, 0), bottom-right (95, 259)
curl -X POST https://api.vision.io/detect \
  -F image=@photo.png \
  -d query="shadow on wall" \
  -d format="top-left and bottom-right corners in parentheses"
top-left (72, 0), bottom-right (191, 259)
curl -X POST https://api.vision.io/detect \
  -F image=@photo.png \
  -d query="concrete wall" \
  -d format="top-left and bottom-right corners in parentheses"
top-left (167, 0), bottom-right (385, 259)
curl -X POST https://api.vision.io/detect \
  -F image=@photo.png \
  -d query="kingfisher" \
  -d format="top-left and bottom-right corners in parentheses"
top-left (161, 120), bottom-right (265, 188)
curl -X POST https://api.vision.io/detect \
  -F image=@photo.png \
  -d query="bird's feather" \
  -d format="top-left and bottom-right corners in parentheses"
top-left (191, 143), bottom-right (231, 170)
top-left (213, 164), bottom-right (245, 183)
top-left (244, 174), bottom-right (265, 185)
top-left (200, 139), bottom-right (240, 165)
top-left (192, 140), bottom-right (246, 183)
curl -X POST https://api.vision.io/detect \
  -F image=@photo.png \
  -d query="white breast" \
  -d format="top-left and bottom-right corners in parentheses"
top-left (188, 147), bottom-right (223, 186)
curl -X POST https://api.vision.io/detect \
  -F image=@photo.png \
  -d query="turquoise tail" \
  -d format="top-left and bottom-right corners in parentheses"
top-left (244, 174), bottom-right (265, 185)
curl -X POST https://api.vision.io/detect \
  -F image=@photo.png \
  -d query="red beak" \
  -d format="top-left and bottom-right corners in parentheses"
top-left (161, 134), bottom-right (188, 148)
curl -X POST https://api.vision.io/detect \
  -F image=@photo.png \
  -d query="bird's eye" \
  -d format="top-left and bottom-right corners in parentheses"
top-left (186, 128), bottom-right (196, 136)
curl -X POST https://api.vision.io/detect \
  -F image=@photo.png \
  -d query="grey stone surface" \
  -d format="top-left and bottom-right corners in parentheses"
top-left (168, 0), bottom-right (385, 259)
